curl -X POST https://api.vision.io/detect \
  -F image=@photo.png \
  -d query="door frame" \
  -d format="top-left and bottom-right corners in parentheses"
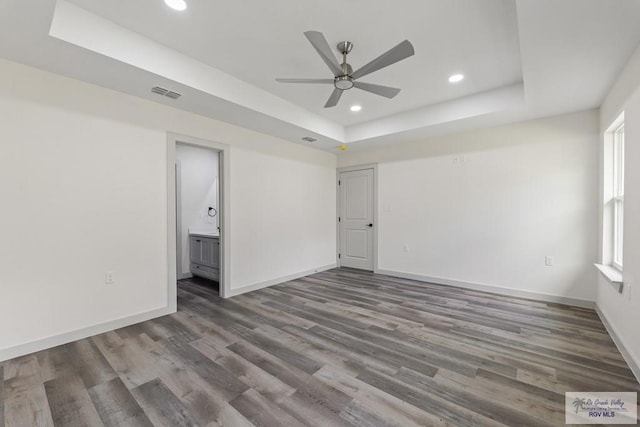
top-left (175, 159), bottom-right (190, 280)
top-left (337, 164), bottom-right (379, 272)
top-left (167, 133), bottom-right (231, 305)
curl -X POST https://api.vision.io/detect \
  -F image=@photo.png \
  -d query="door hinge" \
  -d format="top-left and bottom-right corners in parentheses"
top-left (338, 180), bottom-right (341, 185)
top-left (338, 217), bottom-right (341, 222)
top-left (338, 253), bottom-right (341, 259)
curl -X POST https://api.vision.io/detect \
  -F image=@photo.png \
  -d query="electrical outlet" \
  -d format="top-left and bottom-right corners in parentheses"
top-left (105, 271), bottom-right (115, 284)
top-left (545, 256), bottom-right (554, 266)
top-left (403, 244), bottom-right (410, 253)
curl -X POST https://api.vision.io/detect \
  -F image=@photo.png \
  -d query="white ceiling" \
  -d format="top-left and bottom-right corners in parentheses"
top-left (1, 0), bottom-right (639, 152)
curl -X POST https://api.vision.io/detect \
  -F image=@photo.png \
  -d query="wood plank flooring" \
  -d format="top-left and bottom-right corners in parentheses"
top-left (1, 269), bottom-right (638, 426)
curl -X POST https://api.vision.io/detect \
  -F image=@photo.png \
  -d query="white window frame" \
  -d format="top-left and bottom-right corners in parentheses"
top-left (611, 122), bottom-right (624, 270)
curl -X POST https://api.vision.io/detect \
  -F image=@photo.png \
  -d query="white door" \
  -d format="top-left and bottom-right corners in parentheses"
top-left (339, 169), bottom-right (374, 270)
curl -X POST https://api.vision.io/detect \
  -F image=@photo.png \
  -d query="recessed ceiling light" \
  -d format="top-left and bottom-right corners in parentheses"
top-left (448, 74), bottom-right (464, 83)
top-left (164, 0), bottom-right (187, 11)
top-left (350, 105), bottom-right (362, 112)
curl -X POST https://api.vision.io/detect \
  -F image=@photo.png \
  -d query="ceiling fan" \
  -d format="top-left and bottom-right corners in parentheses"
top-left (276, 31), bottom-right (415, 108)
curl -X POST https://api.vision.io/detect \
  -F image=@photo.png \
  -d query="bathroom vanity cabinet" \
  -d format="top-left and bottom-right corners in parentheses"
top-left (189, 233), bottom-right (219, 281)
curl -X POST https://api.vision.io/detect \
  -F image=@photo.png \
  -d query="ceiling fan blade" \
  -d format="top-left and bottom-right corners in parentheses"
top-left (353, 82), bottom-right (401, 98)
top-left (324, 88), bottom-right (343, 108)
top-left (275, 78), bottom-right (334, 84)
top-left (304, 31), bottom-right (343, 76)
top-left (351, 40), bottom-right (415, 80)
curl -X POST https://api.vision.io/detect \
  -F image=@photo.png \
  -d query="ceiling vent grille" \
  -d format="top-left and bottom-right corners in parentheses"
top-left (151, 86), bottom-right (182, 99)
top-left (151, 86), bottom-right (168, 96)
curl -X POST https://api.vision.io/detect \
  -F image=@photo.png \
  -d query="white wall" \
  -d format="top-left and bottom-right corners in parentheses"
top-left (0, 58), bottom-right (336, 361)
top-left (339, 110), bottom-right (599, 305)
top-left (598, 44), bottom-right (640, 379)
top-left (230, 149), bottom-right (337, 291)
top-left (0, 69), bottom-right (168, 357)
top-left (176, 144), bottom-right (219, 276)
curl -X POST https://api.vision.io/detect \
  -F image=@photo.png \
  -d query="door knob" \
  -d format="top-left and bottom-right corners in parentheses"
top-left (366, 223), bottom-right (373, 227)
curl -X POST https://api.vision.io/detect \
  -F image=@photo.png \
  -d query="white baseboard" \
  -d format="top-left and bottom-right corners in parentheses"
top-left (225, 263), bottom-right (337, 298)
top-left (0, 264), bottom-right (337, 361)
top-left (595, 305), bottom-right (640, 384)
top-left (0, 306), bottom-right (174, 363)
top-left (375, 269), bottom-right (595, 309)
top-left (177, 272), bottom-right (193, 280)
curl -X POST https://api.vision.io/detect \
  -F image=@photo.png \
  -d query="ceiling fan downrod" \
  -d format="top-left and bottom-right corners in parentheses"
top-left (335, 41), bottom-right (354, 90)
top-left (333, 41), bottom-right (354, 90)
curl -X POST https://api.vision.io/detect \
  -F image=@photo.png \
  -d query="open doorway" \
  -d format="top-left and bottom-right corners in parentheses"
top-left (175, 143), bottom-right (220, 294)
top-left (167, 134), bottom-right (229, 308)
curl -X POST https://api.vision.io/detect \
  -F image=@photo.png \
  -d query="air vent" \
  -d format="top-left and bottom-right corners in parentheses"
top-left (302, 136), bottom-right (317, 143)
top-left (151, 86), bottom-right (182, 100)
top-left (151, 86), bottom-right (168, 96)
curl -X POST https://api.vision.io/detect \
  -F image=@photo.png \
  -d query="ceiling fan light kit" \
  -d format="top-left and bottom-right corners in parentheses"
top-left (276, 31), bottom-right (415, 108)
top-left (335, 76), bottom-right (354, 90)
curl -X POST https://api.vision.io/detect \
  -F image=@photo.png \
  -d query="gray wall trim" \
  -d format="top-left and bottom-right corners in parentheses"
top-left (226, 263), bottom-right (336, 298)
top-left (0, 306), bottom-right (173, 363)
top-left (375, 268), bottom-right (595, 309)
top-left (596, 305), bottom-right (640, 384)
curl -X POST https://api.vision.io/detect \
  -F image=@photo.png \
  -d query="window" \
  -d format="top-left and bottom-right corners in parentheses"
top-left (597, 114), bottom-right (625, 287)
top-left (611, 120), bottom-right (625, 270)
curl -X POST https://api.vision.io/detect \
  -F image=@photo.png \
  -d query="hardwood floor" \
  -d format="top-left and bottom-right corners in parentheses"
top-left (1, 268), bottom-right (638, 426)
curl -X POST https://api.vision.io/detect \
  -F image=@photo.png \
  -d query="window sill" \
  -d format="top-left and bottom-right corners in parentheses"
top-left (595, 264), bottom-right (623, 293)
